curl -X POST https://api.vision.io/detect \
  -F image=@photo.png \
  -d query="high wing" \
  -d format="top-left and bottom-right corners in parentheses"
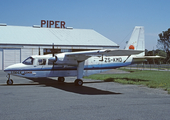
top-left (49, 49), bottom-right (144, 64)
top-left (65, 49), bottom-right (143, 57)
top-left (65, 49), bottom-right (143, 61)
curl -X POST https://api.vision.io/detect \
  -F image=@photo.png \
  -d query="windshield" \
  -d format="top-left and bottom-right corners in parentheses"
top-left (22, 57), bottom-right (34, 65)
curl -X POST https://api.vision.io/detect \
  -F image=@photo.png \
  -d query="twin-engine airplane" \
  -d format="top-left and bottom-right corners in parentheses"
top-left (4, 26), bottom-right (162, 86)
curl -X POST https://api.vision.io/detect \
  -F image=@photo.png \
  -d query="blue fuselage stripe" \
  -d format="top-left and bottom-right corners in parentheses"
top-left (4, 62), bottom-right (131, 72)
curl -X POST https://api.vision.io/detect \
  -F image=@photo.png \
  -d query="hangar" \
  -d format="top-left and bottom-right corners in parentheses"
top-left (0, 24), bottom-right (119, 70)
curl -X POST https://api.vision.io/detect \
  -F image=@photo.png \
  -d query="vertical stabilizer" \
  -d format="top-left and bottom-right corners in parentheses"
top-left (125, 26), bottom-right (145, 56)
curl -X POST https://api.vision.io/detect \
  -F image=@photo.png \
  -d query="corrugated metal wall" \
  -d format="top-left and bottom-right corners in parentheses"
top-left (3, 49), bottom-right (21, 69)
top-left (21, 48), bottom-right (43, 62)
top-left (21, 48), bottom-right (33, 62)
top-left (0, 49), bottom-right (2, 70)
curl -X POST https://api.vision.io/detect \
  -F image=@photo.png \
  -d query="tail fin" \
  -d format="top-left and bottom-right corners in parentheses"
top-left (125, 26), bottom-right (145, 56)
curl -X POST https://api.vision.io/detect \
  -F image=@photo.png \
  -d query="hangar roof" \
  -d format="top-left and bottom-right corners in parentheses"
top-left (0, 25), bottom-right (118, 47)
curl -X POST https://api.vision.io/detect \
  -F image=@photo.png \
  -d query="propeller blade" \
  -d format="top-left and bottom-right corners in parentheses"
top-left (52, 43), bottom-right (54, 57)
top-left (52, 43), bottom-right (55, 69)
top-left (39, 47), bottom-right (40, 55)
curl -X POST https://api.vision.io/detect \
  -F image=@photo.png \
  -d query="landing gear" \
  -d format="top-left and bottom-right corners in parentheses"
top-left (7, 79), bottom-right (13, 85)
top-left (74, 61), bottom-right (84, 86)
top-left (58, 77), bottom-right (65, 82)
top-left (74, 79), bottom-right (83, 86)
top-left (6, 74), bottom-right (13, 85)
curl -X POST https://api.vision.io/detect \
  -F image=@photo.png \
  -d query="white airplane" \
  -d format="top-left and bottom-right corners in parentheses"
top-left (4, 26), bottom-right (162, 86)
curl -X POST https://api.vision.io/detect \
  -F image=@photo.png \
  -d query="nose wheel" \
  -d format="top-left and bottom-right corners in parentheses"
top-left (7, 79), bottom-right (13, 85)
top-left (6, 74), bottom-right (13, 85)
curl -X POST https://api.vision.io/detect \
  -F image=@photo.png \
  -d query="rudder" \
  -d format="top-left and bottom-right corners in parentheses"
top-left (125, 26), bottom-right (145, 56)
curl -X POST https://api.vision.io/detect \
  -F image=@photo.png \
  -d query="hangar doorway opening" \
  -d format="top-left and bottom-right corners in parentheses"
top-left (0, 49), bottom-right (21, 70)
top-left (0, 49), bottom-right (2, 70)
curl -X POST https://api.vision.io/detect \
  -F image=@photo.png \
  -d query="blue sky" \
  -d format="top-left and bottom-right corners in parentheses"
top-left (1, 0), bottom-right (170, 50)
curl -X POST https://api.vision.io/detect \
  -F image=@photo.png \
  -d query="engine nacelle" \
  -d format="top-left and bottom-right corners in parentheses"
top-left (56, 53), bottom-right (66, 62)
top-left (48, 53), bottom-right (78, 66)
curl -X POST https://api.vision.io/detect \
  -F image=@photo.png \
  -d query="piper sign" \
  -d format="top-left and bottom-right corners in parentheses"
top-left (41, 20), bottom-right (66, 28)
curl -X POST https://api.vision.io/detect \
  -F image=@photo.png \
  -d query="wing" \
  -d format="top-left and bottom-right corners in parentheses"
top-left (48, 49), bottom-right (143, 65)
top-left (64, 49), bottom-right (143, 61)
top-left (65, 49), bottom-right (143, 57)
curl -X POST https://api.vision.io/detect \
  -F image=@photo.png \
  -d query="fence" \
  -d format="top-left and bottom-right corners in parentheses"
top-left (124, 64), bottom-right (170, 71)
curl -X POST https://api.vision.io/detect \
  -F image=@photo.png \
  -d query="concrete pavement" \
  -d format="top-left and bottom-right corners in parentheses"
top-left (0, 71), bottom-right (170, 120)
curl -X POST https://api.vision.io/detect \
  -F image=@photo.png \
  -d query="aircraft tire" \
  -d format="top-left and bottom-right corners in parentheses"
top-left (58, 77), bottom-right (65, 82)
top-left (74, 79), bottom-right (83, 86)
top-left (7, 79), bottom-right (13, 85)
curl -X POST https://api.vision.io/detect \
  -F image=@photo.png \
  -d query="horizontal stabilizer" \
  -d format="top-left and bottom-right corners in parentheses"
top-left (133, 55), bottom-right (165, 59)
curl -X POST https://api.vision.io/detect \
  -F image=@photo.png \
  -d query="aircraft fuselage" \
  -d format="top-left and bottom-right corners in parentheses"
top-left (4, 54), bottom-right (134, 78)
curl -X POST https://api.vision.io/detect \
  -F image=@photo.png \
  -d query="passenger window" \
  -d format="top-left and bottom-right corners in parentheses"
top-left (38, 59), bottom-right (46, 65)
top-left (48, 60), bottom-right (53, 65)
top-left (48, 60), bottom-right (57, 65)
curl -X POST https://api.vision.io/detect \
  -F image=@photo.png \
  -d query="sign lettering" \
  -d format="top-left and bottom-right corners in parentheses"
top-left (41, 20), bottom-right (66, 28)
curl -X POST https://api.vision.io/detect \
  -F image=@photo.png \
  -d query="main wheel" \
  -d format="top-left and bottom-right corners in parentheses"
top-left (74, 79), bottom-right (83, 86)
top-left (7, 79), bottom-right (13, 85)
top-left (58, 77), bottom-right (65, 82)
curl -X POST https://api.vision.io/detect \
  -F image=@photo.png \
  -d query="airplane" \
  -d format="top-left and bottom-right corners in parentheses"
top-left (4, 26), bottom-right (163, 86)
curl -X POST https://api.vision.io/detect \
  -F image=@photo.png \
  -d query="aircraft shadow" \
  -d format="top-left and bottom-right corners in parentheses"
top-left (26, 78), bottom-right (122, 95)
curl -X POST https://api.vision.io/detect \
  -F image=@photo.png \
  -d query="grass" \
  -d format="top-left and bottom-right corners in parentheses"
top-left (84, 69), bottom-right (170, 94)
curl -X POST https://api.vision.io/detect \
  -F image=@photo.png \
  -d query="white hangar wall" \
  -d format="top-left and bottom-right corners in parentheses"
top-left (0, 49), bottom-right (2, 70)
top-left (0, 49), bottom-right (21, 70)
top-left (21, 47), bottom-right (42, 62)
top-left (0, 25), bottom-right (119, 70)
top-left (3, 49), bottom-right (20, 69)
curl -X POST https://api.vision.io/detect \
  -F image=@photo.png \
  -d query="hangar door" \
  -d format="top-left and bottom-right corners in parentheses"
top-left (21, 48), bottom-right (40, 62)
top-left (3, 49), bottom-right (21, 70)
top-left (0, 49), bottom-right (2, 70)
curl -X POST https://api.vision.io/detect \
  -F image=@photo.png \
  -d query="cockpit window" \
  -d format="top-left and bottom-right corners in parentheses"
top-left (38, 59), bottom-right (46, 65)
top-left (22, 57), bottom-right (34, 65)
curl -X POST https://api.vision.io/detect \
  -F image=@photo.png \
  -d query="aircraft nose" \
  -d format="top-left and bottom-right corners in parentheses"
top-left (4, 65), bottom-right (13, 72)
top-left (4, 63), bottom-right (23, 72)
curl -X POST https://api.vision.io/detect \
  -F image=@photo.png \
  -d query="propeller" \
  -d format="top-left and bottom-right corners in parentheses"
top-left (52, 43), bottom-right (55, 69)
top-left (39, 47), bottom-right (41, 55)
top-left (52, 43), bottom-right (54, 57)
